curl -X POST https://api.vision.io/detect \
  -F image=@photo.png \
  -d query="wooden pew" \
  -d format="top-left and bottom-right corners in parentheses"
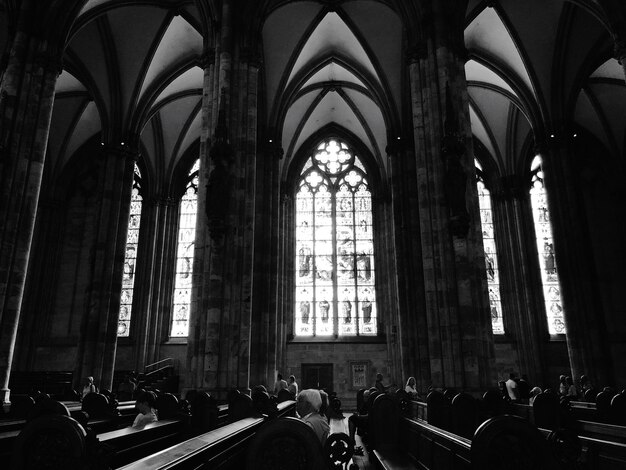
top-left (403, 393), bottom-right (626, 470)
top-left (118, 400), bottom-right (296, 470)
top-left (9, 390), bottom-right (241, 469)
top-left (369, 394), bottom-right (562, 470)
top-left (99, 419), bottom-right (188, 468)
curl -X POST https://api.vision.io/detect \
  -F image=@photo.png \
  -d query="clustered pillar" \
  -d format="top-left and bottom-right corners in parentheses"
top-left (406, 3), bottom-right (496, 392)
top-left (0, 30), bottom-right (60, 404)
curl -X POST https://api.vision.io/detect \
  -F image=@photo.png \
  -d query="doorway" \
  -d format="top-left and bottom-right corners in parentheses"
top-left (301, 363), bottom-right (333, 391)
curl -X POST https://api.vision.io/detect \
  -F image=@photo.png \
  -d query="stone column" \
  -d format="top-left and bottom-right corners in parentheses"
top-left (13, 199), bottom-right (65, 371)
top-left (540, 139), bottom-right (613, 386)
top-left (0, 31), bottom-right (61, 404)
top-left (407, 2), bottom-right (495, 392)
top-left (132, 196), bottom-right (178, 370)
top-left (73, 144), bottom-right (136, 392)
top-left (490, 176), bottom-right (548, 386)
top-left (388, 138), bottom-right (431, 393)
top-left (250, 138), bottom-right (282, 388)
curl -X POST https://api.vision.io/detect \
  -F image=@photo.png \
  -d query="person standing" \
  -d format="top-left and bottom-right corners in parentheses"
top-left (273, 373), bottom-right (288, 395)
top-left (288, 375), bottom-right (299, 396)
top-left (505, 373), bottom-right (520, 402)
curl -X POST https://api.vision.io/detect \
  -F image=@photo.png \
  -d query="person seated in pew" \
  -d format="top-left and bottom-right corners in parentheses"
top-left (296, 389), bottom-right (330, 446)
top-left (117, 374), bottom-right (137, 401)
top-left (81, 376), bottom-right (97, 400)
top-left (565, 376), bottom-right (578, 399)
top-left (405, 376), bottom-right (419, 399)
top-left (132, 390), bottom-right (158, 429)
top-left (529, 386), bottom-right (542, 405)
top-left (375, 373), bottom-right (395, 394)
top-left (348, 388), bottom-right (376, 455)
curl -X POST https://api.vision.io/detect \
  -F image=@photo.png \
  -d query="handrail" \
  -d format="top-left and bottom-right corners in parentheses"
top-left (144, 358), bottom-right (173, 375)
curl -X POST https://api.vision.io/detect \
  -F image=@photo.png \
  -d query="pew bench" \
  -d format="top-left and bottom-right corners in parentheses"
top-left (99, 418), bottom-right (188, 468)
top-left (119, 400), bottom-right (296, 470)
top-left (118, 416), bottom-right (265, 469)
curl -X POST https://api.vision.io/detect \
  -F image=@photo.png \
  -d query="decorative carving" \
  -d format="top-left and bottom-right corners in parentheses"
top-left (441, 83), bottom-right (470, 238)
top-left (405, 41), bottom-right (428, 64)
top-left (245, 417), bottom-right (327, 470)
top-left (206, 88), bottom-right (234, 241)
top-left (13, 415), bottom-right (88, 469)
top-left (34, 47), bottom-right (64, 77)
top-left (324, 432), bottom-right (354, 469)
top-left (241, 47), bottom-right (263, 69)
top-left (200, 48), bottom-right (216, 69)
top-left (471, 415), bottom-right (560, 468)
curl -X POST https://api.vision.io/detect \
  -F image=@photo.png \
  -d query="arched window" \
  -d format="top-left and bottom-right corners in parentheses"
top-left (294, 139), bottom-right (377, 337)
top-left (530, 155), bottom-right (566, 334)
top-left (170, 159), bottom-right (199, 337)
top-left (475, 161), bottom-right (504, 334)
top-left (118, 164), bottom-right (142, 337)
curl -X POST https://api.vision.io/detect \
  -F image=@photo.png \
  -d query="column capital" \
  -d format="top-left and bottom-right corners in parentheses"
top-left (240, 47), bottom-right (263, 69)
top-left (406, 41), bottom-right (428, 64)
top-left (385, 135), bottom-right (411, 157)
top-left (200, 48), bottom-right (216, 69)
top-left (490, 174), bottom-right (529, 201)
top-left (263, 138), bottom-right (283, 160)
top-left (34, 48), bottom-right (63, 77)
top-left (100, 143), bottom-right (139, 162)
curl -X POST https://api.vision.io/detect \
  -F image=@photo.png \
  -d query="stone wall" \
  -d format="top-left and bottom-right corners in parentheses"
top-left (285, 342), bottom-right (390, 410)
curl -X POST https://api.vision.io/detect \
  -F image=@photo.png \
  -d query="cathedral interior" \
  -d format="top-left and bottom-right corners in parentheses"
top-left (0, 0), bottom-right (625, 407)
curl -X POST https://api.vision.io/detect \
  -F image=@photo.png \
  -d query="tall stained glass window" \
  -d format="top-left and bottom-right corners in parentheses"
top-left (530, 155), bottom-right (566, 334)
top-left (118, 164), bottom-right (142, 337)
top-left (295, 139), bottom-right (377, 337)
top-left (475, 162), bottom-right (504, 334)
top-left (171, 159), bottom-right (199, 337)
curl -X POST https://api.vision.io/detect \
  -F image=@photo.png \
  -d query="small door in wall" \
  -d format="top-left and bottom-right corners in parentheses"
top-left (301, 363), bottom-right (333, 391)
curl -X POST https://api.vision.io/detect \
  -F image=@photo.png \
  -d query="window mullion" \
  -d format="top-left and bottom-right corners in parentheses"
top-left (331, 184), bottom-right (338, 337)
top-left (352, 188), bottom-right (359, 336)
top-left (312, 186), bottom-right (317, 337)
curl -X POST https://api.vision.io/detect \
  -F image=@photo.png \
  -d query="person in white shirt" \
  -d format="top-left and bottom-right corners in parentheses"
top-left (132, 391), bottom-right (158, 429)
top-left (505, 373), bottom-right (520, 402)
top-left (288, 375), bottom-right (299, 396)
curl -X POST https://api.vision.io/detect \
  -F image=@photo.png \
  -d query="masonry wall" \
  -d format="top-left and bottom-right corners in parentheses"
top-left (285, 342), bottom-right (389, 410)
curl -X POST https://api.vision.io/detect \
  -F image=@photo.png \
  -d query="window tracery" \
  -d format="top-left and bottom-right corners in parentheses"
top-left (118, 164), bottom-right (142, 337)
top-left (295, 139), bottom-right (377, 338)
top-left (530, 156), bottom-right (566, 335)
top-left (170, 159), bottom-right (199, 337)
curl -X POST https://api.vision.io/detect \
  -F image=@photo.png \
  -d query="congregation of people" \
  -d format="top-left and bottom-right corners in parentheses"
top-left (500, 371), bottom-right (604, 405)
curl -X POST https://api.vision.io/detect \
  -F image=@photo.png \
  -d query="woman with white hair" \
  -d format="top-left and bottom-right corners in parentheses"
top-left (296, 389), bottom-right (330, 446)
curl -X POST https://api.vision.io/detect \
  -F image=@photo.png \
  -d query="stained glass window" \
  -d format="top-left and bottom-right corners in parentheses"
top-left (118, 164), bottom-right (142, 337)
top-left (530, 155), bottom-right (566, 335)
top-left (475, 163), bottom-right (504, 334)
top-left (295, 139), bottom-right (377, 337)
top-left (170, 159), bottom-right (199, 337)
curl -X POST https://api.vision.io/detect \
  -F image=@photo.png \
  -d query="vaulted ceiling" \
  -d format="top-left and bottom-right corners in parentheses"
top-left (3, 0), bottom-right (623, 193)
